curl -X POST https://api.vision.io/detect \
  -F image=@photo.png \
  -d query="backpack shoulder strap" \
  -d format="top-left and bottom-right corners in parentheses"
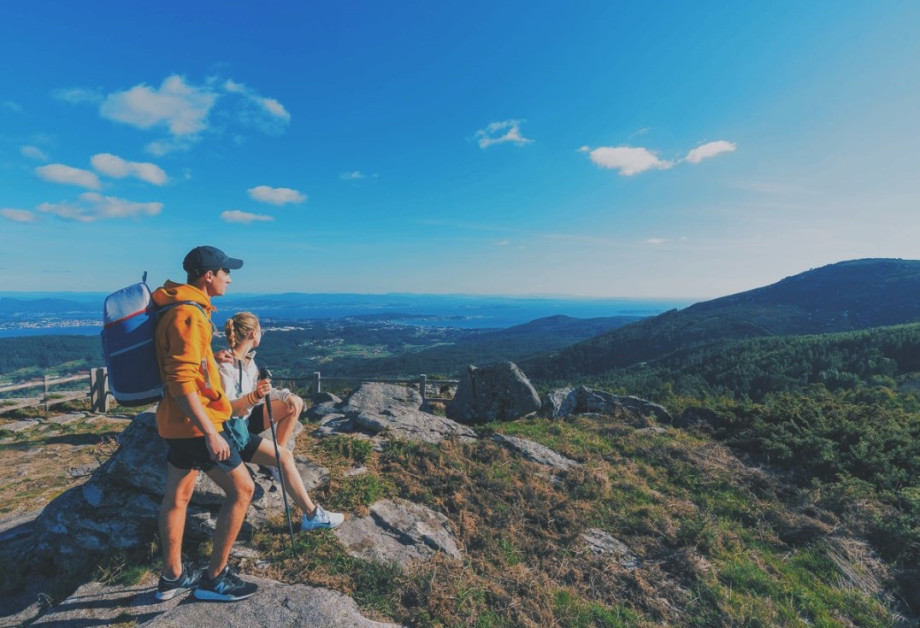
top-left (159, 301), bottom-right (217, 334)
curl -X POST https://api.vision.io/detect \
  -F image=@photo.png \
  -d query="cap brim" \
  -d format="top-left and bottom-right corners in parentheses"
top-left (226, 257), bottom-right (243, 270)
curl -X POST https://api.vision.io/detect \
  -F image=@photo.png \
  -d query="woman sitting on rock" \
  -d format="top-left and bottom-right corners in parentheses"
top-left (218, 311), bottom-right (304, 452)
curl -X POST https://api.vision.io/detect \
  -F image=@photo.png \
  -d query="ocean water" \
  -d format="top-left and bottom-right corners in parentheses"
top-left (0, 293), bottom-right (695, 337)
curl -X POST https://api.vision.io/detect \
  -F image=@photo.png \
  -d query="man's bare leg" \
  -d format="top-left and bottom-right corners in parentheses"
top-left (159, 463), bottom-right (198, 579)
top-left (203, 463), bottom-right (254, 578)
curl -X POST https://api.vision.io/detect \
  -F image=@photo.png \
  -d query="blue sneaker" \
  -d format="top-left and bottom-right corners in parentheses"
top-left (193, 565), bottom-right (258, 602)
top-left (155, 563), bottom-right (201, 601)
top-left (301, 505), bottom-right (344, 531)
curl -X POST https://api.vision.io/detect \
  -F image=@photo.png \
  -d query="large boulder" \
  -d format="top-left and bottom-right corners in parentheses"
top-left (27, 574), bottom-right (400, 627)
top-left (33, 412), bottom-right (325, 574)
top-left (316, 382), bottom-right (477, 444)
top-left (334, 498), bottom-right (461, 568)
top-left (541, 386), bottom-right (671, 425)
top-left (447, 362), bottom-right (541, 425)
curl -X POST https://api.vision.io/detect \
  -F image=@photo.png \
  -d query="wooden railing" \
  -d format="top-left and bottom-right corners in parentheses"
top-left (0, 368), bottom-right (109, 416)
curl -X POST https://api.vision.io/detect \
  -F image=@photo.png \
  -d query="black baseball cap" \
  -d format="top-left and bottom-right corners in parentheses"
top-left (183, 245), bottom-right (243, 279)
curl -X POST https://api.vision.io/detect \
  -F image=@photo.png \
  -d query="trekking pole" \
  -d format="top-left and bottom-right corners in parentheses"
top-left (258, 367), bottom-right (297, 555)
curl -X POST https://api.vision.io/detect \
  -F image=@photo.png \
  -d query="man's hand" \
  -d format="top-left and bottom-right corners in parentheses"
top-left (214, 349), bottom-right (233, 364)
top-left (206, 431), bottom-right (230, 461)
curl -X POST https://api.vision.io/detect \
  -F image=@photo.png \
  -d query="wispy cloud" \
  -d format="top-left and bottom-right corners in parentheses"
top-left (581, 138), bottom-right (736, 175)
top-left (21, 145), bottom-right (49, 161)
top-left (248, 185), bottom-right (306, 205)
top-left (0, 208), bottom-right (38, 223)
top-left (223, 79), bottom-right (291, 134)
top-left (2, 100), bottom-right (23, 113)
top-left (52, 87), bottom-right (104, 105)
top-left (475, 120), bottom-right (534, 149)
top-left (641, 238), bottom-right (666, 245)
top-left (582, 146), bottom-right (673, 176)
top-left (35, 164), bottom-right (101, 189)
top-left (100, 75), bottom-right (218, 136)
top-left (685, 140), bottom-right (736, 164)
top-left (91, 153), bottom-right (167, 185)
top-left (340, 171), bottom-right (365, 180)
top-left (38, 192), bottom-right (162, 222)
top-left (221, 209), bottom-right (274, 224)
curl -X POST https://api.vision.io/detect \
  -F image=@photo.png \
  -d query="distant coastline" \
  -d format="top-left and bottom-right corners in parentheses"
top-left (0, 293), bottom-right (696, 338)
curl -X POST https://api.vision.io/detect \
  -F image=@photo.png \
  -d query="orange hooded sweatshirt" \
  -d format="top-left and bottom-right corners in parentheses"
top-left (151, 280), bottom-right (232, 439)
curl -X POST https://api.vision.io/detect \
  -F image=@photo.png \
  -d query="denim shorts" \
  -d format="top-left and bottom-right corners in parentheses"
top-left (165, 427), bottom-right (263, 473)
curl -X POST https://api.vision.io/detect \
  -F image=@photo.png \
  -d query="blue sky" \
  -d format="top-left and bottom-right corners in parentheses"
top-left (1, 1), bottom-right (918, 298)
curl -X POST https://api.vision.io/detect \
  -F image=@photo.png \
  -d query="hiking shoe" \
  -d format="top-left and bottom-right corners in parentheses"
top-left (301, 505), bottom-right (345, 531)
top-left (193, 565), bottom-right (258, 602)
top-left (155, 563), bottom-right (201, 601)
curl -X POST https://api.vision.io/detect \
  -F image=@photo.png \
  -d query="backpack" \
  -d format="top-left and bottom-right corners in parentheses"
top-left (101, 273), bottom-right (207, 407)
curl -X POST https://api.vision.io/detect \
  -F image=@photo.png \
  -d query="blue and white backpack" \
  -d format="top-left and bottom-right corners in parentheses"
top-left (101, 273), bottom-right (205, 406)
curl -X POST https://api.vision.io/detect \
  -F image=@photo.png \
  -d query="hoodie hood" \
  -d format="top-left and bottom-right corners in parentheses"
top-left (151, 280), bottom-right (216, 313)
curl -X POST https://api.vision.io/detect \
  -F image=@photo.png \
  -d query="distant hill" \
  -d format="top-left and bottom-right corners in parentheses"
top-left (525, 258), bottom-right (920, 380)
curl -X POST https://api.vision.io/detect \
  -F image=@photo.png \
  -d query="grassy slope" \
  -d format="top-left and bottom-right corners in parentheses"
top-left (3, 401), bottom-right (909, 626)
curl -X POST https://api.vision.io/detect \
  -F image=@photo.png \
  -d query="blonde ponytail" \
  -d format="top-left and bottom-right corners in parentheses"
top-left (225, 311), bottom-right (259, 350)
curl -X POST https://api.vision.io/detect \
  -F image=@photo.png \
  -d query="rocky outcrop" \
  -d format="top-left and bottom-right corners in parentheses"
top-left (33, 412), bottom-right (323, 574)
top-left (492, 434), bottom-right (580, 470)
top-left (541, 386), bottom-right (672, 425)
top-left (447, 362), bottom-right (541, 425)
top-left (335, 498), bottom-right (461, 567)
top-left (27, 575), bottom-right (400, 627)
top-left (580, 528), bottom-right (641, 570)
top-left (313, 382), bottom-right (477, 444)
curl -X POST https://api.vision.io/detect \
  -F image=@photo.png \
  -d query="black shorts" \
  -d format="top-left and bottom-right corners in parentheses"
top-left (165, 427), bottom-right (264, 473)
top-left (246, 404), bottom-right (268, 434)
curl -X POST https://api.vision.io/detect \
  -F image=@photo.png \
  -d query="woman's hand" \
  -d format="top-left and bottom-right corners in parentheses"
top-left (254, 378), bottom-right (272, 400)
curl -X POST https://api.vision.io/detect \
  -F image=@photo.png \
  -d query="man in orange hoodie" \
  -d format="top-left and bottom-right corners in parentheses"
top-left (151, 245), bottom-right (259, 602)
top-left (153, 245), bottom-right (344, 603)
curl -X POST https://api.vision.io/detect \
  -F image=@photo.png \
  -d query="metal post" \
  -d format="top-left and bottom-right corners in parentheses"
top-left (419, 374), bottom-right (427, 403)
top-left (313, 371), bottom-right (322, 394)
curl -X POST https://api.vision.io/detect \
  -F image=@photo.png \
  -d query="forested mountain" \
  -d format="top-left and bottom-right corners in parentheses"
top-left (525, 258), bottom-right (920, 380)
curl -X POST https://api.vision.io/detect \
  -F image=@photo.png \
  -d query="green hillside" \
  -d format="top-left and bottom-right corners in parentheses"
top-left (525, 258), bottom-right (920, 380)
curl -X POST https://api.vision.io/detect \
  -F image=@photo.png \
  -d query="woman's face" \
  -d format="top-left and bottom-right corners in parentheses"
top-left (251, 325), bottom-right (262, 347)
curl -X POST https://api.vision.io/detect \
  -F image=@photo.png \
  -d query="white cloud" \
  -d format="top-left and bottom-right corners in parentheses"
top-left (586, 146), bottom-right (673, 176)
top-left (258, 97), bottom-right (290, 122)
top-left (221, 210), bottom-right (274, 224)
top-left (248, 185), bottom-right (306, 205)
top-left (0, 208), bottom-right (38, 223)
top-left (2, 101), bottom-right (23, 113)
top-left (21, 145), bottom-right (49, 161)
top-left (495, 240), bottom-right (510, 246)
top-left (641, 238), bottom-right (666, 245)
top-left (35, 164), bottom-right (101, 189)
top-left (685, 140), bottom-right (736, 164)
top-left (52, 87), bottom-right (104, 105)
top-left (475, 120), bottom-right (534, 149)
top-left (100, 75), bottom-right (218, 136)
top-left (38, 192), bottom-right (162, 222)
top-left (91, 153), bottom-right (167, 185)
top-left (340, 171), bottom-right (365, 180)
